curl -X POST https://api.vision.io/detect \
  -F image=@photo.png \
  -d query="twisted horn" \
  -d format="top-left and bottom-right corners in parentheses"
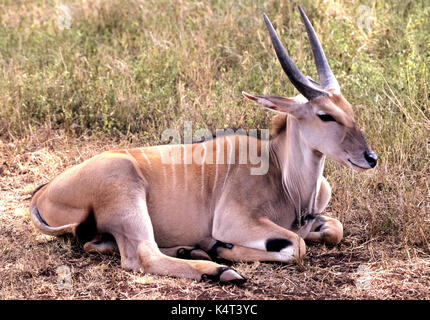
top-left (298, 5), bottom-right (340, 92)
top-left (263, 13), bottom-right (328, 100)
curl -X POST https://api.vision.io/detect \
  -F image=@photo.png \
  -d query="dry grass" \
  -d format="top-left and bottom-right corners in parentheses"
top-left (0, 0), bottom-right (429, 299)
top-left (0, 132), bottom-right (429, 300)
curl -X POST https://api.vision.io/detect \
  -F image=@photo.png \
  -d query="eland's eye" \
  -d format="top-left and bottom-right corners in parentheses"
top-left (317, 113), bottom-right (336, 122)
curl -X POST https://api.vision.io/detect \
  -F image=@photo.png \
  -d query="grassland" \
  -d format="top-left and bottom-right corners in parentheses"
top-left (0, 0), bottom-right (429, 299)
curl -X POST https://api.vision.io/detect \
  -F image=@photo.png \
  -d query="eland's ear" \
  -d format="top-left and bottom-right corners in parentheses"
top-left (242, 91), bottom-right (309, 118)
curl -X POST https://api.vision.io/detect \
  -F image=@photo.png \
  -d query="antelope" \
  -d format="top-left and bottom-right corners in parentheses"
top-left (29, 6), bottom-right (377, 284)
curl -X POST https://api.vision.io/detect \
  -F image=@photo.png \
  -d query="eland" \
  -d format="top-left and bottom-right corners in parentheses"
top-left (30, 6), bottom-right (377, 283)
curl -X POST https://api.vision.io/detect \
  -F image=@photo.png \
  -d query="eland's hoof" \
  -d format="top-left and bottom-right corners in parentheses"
top-left (219, 268), bottom-right (246, 284)
top-left (201, 267), bottom-right (246, 285)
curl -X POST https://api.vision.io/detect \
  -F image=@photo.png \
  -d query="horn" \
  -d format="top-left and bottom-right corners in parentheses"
top-left (298, 5), bottom-right (340, 92)
top-left (263, 13), bottom-right (327, 100)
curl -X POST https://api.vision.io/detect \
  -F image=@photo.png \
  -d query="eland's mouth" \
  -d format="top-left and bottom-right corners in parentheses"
top-left (348, 159), bottom-right (370, 170)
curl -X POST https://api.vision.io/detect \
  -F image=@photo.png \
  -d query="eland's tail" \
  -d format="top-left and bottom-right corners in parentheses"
top-left (30, 184), bottom-right (78, 236)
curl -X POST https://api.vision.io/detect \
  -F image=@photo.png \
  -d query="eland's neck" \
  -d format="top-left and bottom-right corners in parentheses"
top-left (270, 116), bottom-right (326, 219)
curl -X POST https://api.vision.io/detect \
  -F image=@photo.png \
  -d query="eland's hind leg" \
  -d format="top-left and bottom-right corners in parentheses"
top-left (83, 233), bottom-right (118, 254)
top-left (138, 241), bottom-right (244, 282)
top-left (98, 192), bottom-right (244, 283)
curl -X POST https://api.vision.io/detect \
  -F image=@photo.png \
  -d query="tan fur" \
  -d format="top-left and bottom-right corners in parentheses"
top-left (30, 94), bottom-right (373, 282)
top-left (270, 114), bottom-right (287, 139)
top-left (29, 17), bottom-right (376, 283)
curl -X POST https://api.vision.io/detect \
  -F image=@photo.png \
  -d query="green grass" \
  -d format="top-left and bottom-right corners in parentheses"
top-left (0, 0), bottom-right (429, 248)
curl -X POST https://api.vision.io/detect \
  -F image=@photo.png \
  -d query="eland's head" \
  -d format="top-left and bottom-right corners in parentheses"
top-left (243, 6), bottom-right (377, 171)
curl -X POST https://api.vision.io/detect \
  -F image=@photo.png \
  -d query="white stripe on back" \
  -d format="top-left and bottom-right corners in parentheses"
top-left (157, 147), bottom-right (167, 184)
top-left (182, 145), bottom-right (188, 192)
top-left (201, 144), bottom-right (206, 198)
top-left (170, 146), bottom-right (176, 189)
top-left (212, 141), bottom-right (219, 195)
top-left (141, 149), bottom-right (152, 167)
top-left (222, 137), bottom-right (233, 192)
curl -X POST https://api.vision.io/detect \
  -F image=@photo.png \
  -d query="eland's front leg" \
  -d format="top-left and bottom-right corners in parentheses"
top-left (305, 177), bottom-right (343, 245)
top-left (212, 216), bottom-right (306, 263)
top-left (305, 215), bottom-right (343, 245)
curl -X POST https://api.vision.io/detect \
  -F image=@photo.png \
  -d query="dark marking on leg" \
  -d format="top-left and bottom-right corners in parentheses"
top-left (177, 247), bottom-right (186, 258)
top-left (265, 238), bottom-right (292, 252)
top-left (177, 247), bottom-right (193, 259)
top-left (293, 212), bottom-right (320, 228)
top-left (314, 224), bottom-right (323, 232)
top-left (176, 247), bottom-right (211, 260)
top-left (207, 241), bottom-right (234, 260)
top-left (201, 266), bottom-right (228, 282)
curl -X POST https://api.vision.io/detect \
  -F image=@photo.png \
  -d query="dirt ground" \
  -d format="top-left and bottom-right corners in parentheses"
top-left (1, 131), bottom-right (429, 300)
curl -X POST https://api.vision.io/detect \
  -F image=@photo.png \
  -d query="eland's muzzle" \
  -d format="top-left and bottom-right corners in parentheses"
top-left (364, 150), bottom-right (377, 168)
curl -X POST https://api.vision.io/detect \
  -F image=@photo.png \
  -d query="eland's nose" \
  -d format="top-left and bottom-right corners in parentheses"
top-left (364, 151), bottom-right (377, 168)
